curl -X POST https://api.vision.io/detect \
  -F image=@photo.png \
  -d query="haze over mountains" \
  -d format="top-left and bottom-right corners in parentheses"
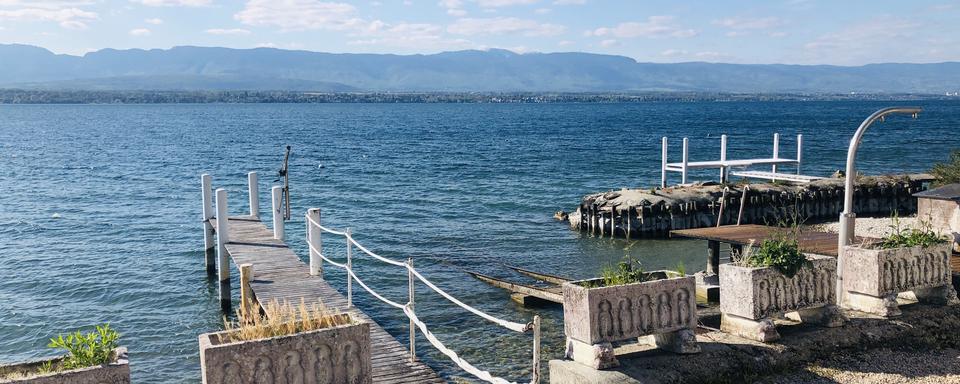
top-left (1, 44), bottom-right (958, 94)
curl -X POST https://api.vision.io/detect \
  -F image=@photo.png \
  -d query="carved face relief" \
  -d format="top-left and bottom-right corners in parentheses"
top-left (757, 280), bottom-right (770, 314)
top-left (596, 299), bottom-right (615, 337)
top-left (220, 361), bottom-right (242, 384)
top-left (636, 294), bottom-right (652, 333)
top-left (282, 351), bottom-right (304, 384)
top-left (314, 345), bottom-right (334, 384)
top-left (340, 341), bottom-right (363, 384)
top-left (254, 356), bottom-right (275, 384)
top-left (616, 298), bottom-right (633, 338)
top-left (657, 292), bottom-right (672, 329)
top-left (675, 288), bottom-right (691, 326)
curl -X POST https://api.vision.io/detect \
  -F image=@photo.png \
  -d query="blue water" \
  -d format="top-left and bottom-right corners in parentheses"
top-left (1, 101), bottom-right (957, 383)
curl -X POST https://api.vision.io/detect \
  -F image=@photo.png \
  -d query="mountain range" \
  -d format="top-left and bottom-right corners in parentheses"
top-left (1, 44), bottom-right (958, 93)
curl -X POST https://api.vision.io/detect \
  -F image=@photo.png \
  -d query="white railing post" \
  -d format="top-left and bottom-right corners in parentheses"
top-left (532, 315), bottom-right (541, 384)
top-left (719, 134), bottom-right (728, 183)
top-left (215, 188), bottom-right (231, 311)
top-left (346, 227), bottom-right (353, 308)
top-left (681, 137), bottom-right (689, 185)
top-left (272, 186), bottom-right (284, 240)
top-left (308, 208), bottom-right (322, 277)
top-left (772, 133), bottom-right (780, 179)
top-left (248, 171), bottom-right (259, 218)
top-left (796, 134), bottom-right (803, 175)
top-left (661, 137), bottom-right (668, 188)
top-left (201, 174), bottom-right (216, 275)
top-left (408, 257), bottom-right (416, 362)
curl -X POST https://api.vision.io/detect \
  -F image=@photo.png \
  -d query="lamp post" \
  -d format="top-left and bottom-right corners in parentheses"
top-left (836, 106), bottom-right (921, 304)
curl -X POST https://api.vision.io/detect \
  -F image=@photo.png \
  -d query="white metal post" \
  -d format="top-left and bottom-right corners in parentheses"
top-left (272, 186), bottom-right (284, 240)
top-left (407, 258), bottom-right (416, 362)
top-left (215, 188), bottom-right (231, 311)
top-left (532, 315), bottom-right (541, 384)
top-left (719, 134), bottom-right (728, 183)
top-left (346, 228), bottom-right (353, 308)
top-left (796, 134), bottom-right (803, 175)
top-left (248, 171), bottom-right (259, 218)
top-left (681, 137), bottom-right (689, 185)
top-left (661, 137), bottom-right (668, 188)
top-left (772, 133), bottom-right (780, 176)
top-left (201, 174), bottom-right (214, 250)
top-left (308, 208), bottom-right (322, 277)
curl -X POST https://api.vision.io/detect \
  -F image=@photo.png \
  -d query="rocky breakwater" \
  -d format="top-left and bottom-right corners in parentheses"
top-left (568, 174), bottom-right (933, 238)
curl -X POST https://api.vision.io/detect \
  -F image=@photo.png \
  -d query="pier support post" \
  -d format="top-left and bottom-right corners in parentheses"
top-left (532, 315), bottom-right (541, 383)
top-left (772, 133), bottom-right (780, 180)
top-left (239, 263), bottom-right (254, 318)
top-left (201, 174), bottom-right (216, 275)
top-left (308, 208), bottom-right (322, 277)
top-left (248, 171), bottom-right (259, 218)
top-left (407, 258), bottom-right (416, 362)
top-left (681, 138), bottom-right (689, 185)
top-left (661, 137), bottom-right (668, 188)
top-left (346, 228), bottom-right (353, 308)
top-left (272, 185), bottom-right (284, 241)
top-left (796, 134), bottom-right (803, 175)
top-left (720, 134), bottom-right (728, 183)
top-left (707, 240), bottom-right (720, 275)
top-left (215, 188), bottom-right (231, 312)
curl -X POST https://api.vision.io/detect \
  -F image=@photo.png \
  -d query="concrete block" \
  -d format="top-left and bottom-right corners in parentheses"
top-left (199, 320), bottom-right (371, 384)
top-left (719, 255), bottom-right (836, 320)
top-left (0, 347), bottom-right (130, 384)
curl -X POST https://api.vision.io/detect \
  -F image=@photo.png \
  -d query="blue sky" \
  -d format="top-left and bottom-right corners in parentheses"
top-left (0, 0), bottom-right (957, 65)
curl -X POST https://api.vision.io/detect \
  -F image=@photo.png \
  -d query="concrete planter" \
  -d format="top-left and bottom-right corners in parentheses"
top-left (562, 272), bottom-right (699, 369)
top-left (720, 255), bottom-right (844, 342)
top-left (0, 347), bottom-right (130, 384)
top-left (842, 242), bottom-right (959, 317)
top-left (199, 319), bottom-right (371, 384)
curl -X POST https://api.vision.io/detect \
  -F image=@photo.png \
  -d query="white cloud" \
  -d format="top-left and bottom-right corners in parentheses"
top-left (437, 0), bottom-right (462, 7)
top-left (476, 0), bottom-right (538, 6)
top-left (799, 16), bottom-right (957, 64)
top-left (534, 7), bottom-right (549, 14)
top-left (348, 22), bottom-right (472, 50)
top-left (447, 8), bottom-right (466, 16)
top-left (599, 38), bottom-right (616, 47)
top-left (206, 28), bottom-right (251, 35)
top-left (0, 7), bottom-right (98, 29)
top-left (235, 0), bottom-right (363, 31)
top-left (557, 40), bottom-right (573, 46)
top-left (131, 0), bottom-right (212, 6)
top-left (552, 0), bottom-right (583, 4)
top-left (712, 16), bottom-right (782, 30)
top-left (448, 17), bottom-right (564, 36)
top-left (725, 31), bottom-right (746, 37)
top-left (660, 48), bottom-right (687, 56)
top-left (129, 27), bottom-right (151, 36)
top-left (589, 16), bottom-right (696, 39)
top-left (144, 17), bottom-right (163, 24)
top-left (768, 31), bottom-right (787, 38)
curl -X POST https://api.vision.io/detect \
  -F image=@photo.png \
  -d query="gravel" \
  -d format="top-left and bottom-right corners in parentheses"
top-left (756, 348), bottom-right (960, 384)
top-left (806, 215), bottom-right (918, 239)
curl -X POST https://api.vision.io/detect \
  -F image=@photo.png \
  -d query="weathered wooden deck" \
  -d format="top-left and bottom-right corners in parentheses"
top-left (210, 215), bottom-right (444, 384)
top-left (671, 224), bottom-right (874, 257)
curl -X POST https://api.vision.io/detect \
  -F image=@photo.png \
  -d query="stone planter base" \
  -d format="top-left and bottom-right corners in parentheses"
top-left (721, 305), bottom-right (845, 342)
top-left (0, 347), bottom-right (130, 384)
top-left (844, 285), bottom-right (960, 317)
top-left (564, 328), bottom-right (700, 369)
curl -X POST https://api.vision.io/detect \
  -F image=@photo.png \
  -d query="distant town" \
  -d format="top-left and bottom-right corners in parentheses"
top-left (1, 89), bottom-right (957, 104)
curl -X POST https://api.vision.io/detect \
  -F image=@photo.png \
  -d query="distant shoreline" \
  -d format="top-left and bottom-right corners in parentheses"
top-left (1, 89), bottom-right (957, 104)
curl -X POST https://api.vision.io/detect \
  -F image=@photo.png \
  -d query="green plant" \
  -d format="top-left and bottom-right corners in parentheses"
top-left (878, 214), bottom-right (946, 249)
top-left (931, 149), bottom-right (960, 187)
top-left (675, 261), bottom-right (686, 276)
top-left (47, 324), bottom-right (120, 371)
top-left (736, 234), bottom-right (811, 278)
top-left (583, 256), bottom-right (655, 288)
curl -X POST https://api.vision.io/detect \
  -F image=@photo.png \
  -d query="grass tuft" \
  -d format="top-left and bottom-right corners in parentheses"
top-left (219, 298), bottom-right (353, 343)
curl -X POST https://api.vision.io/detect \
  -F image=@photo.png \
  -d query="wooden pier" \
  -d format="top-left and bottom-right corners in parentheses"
top-left (207, 215), bottom-right (443, 383)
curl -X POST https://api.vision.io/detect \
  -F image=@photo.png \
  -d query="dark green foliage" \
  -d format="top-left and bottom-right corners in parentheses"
top-left (931, 149), bottom-right (960, 187)
top-left (46, 324), bottom-right (120, 371)
top-left (879, 215), bottom-right (946, 249)
top-left (582, 256), bottom-right (655, 288)
top-left (739, 234), bottom-right (811, 278)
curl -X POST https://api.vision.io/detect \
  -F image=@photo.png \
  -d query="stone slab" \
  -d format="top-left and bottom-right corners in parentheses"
top-left (719, 255), bottom-right (836, 320)
top-left (0, 347), bottom-right (130, 384)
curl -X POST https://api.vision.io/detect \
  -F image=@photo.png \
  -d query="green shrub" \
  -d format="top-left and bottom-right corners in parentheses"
top-left (736, 235), bottom-right (811, 278)
top-left (931, 149), bottom-right (960, 187)
top-left (47, 324), bottom-right (120, 371)
top-left (879, 215), bottom-right (946, 249)
top-left (583, 256), bottom-right (654, 287)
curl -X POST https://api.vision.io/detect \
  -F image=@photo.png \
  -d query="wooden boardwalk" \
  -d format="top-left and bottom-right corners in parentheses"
top-left (671, 224), bottom-right (874, 257)
top-left (210, 215), bottom-right (444, 384)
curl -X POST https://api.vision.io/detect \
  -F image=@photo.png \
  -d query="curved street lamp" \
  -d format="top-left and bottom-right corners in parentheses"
top-left (836, 106), bottom-right (922, 304)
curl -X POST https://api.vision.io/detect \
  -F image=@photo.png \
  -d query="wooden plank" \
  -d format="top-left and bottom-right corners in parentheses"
top-left (508, 265), bottom-right (570, 285)
top-left (208, 216), bottom-right (443, 384)
top-left (671, 224), bottom-right (877, 257)
top-left (468, 271), bottom-right (563, 303)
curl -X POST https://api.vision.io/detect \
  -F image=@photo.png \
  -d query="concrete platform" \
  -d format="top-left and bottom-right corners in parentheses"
top-left (549, 302), bottom-right (960, 384)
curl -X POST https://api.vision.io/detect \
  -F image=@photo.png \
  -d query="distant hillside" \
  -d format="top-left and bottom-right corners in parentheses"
top-left (1, 44), bottom-right (958, 93)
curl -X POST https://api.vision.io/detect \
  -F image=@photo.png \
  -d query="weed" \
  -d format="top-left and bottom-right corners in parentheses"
top-left (878, 212), bottom-right (946, 249)
top-left (582, 256), bottom-right (657, 288)
top-left (46, 324), bottom-right (120, 371)
top-left (675, 260), bottom-right (686, 276)
top-left (931, 149), bottom-right (960, 187)
top-left (220, 299), bottom-right (352, 343)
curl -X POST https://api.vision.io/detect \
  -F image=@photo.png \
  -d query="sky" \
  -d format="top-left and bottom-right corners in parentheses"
top-left (0, 0), bottom-right (957, 65)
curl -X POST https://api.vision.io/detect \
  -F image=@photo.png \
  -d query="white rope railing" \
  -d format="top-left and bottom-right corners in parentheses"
top-left (303, 210), bottom-right (541, 384)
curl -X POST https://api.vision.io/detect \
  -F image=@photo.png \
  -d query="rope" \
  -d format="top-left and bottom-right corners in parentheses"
top-left (404, 305), bottom-right (519, 384)
top-left (347, 235), bottom-right (407, 267)
top-left (305, 214), bottom-right (349, 236)
top-left (348, 268), bottom-right (406, 309)
top-left (307, 242), bottom-right (347, 268)
top-left (408, 267), bottom-right (527, 333)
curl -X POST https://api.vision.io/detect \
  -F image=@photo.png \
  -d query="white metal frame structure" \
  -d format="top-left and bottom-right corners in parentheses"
top-left (305, 209), bottom-right (542, 384)
top-left (661, 133), bottom-right (806, 187)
